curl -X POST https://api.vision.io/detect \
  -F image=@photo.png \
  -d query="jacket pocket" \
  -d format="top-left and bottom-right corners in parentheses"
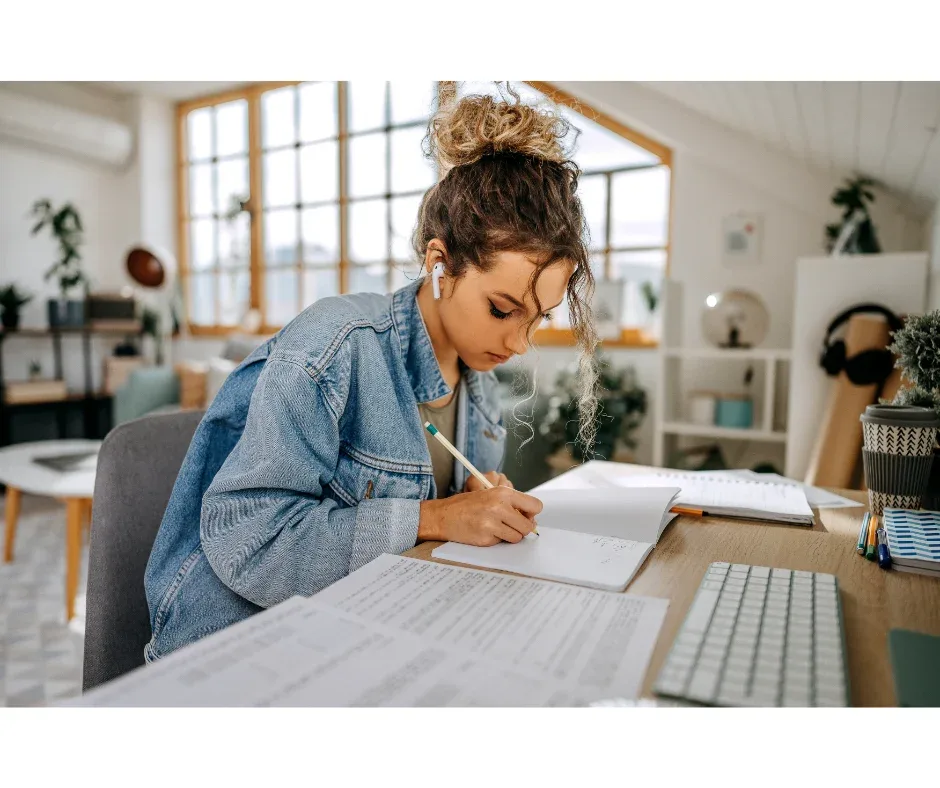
top-left (332, 445), bottom-right (430, 504)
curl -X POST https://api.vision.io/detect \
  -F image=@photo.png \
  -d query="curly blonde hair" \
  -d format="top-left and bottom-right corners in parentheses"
top-left (415, 82), bottom-right (600, 457)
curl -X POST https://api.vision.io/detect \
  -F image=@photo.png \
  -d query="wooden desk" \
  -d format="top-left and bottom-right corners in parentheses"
top-left (404, 476), bottom-right (940, 707)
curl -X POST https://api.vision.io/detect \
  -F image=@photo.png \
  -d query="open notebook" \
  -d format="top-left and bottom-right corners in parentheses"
top-left (432, 485), bottom-right (681, 592)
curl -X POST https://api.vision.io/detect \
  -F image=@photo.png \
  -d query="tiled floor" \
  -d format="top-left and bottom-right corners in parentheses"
top-left (0, 494), bottom-right (88, 706)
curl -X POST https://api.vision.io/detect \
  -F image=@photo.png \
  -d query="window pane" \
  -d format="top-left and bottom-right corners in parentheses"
top-left (264, 209), bottom-right (298, 266)
top-left (389, 81), bottom-right (436, 125)
top-left (349, 263), bottom-right (388, 294)
top-left (219, 271), bottom-right (250, 326)
top-left (348, 133), bottom-right (387, 199)
top-left (590, 251), bottom-right (606, 280)
top-left (578, 174), bottom-right (607, 251)
top-left (299, 82), bottom-right (338, 143)
top-left (265, 269), bottom-right (300, 326)
top-left (263, 149), bottom-right (298, 208)
top-left (189, 163), bottom-right (214, 217)
top-left (610, 250), bottom-right (667, 326)
top-left (391, 261), bottom-right (421, 291)
top-left (348, 81), bottom-right (387, 133)
top-left (216, 99), bottom-right (248, 157)
top-left (300, 141), bottom-right (339, 203)
top-left (189, 219), bottom-right (216, 270)
top-left (219, 212), bottom-right (250, 269)
top-left (302, 267), bottom-right (339, 308)
top-left (262, 86), bottom-right (296, 149)
top-left (390, 126), bottom-right (435, 193)
top-left (189, 273), bottom-right (216, 325)
top-left (561, 106), bottom-right (659, 170)
top-left (611, 167), bottom-right (669, 247)
top-left (390, 194), bottom-right (421, 260)
top-left (187, 107), bottom-right (212, 161)
top-left (301, 205), bottom-right (339, 264)
top-left (349, 199), bottom-right (388, 262)
top-left (216, 157), bottom-right (249, 218)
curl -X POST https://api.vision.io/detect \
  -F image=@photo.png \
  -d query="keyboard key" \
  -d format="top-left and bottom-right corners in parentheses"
top-left (656, 677), bottom-right (688, 696)
top-left (687, 669), bottom-right (721, 701)
top-left (750, 566), bottom-right (771, 578)
top-left (683, 589), bottom-right (720, 633)
top-left (771, 568), bottom-right (791, 579)
top-left (701, 580), bottom-right (724, 591)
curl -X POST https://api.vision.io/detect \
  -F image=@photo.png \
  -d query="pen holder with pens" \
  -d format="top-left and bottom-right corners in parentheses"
top-left (860, 405), bottom-right (939, 515)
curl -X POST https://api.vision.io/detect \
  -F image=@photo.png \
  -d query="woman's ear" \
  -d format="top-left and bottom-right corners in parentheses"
top-left (424, 239), bottom-right (448, 275)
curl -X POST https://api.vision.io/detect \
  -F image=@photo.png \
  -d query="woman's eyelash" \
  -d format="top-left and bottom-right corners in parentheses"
top-left (489, 301), bottom-right (511, 320)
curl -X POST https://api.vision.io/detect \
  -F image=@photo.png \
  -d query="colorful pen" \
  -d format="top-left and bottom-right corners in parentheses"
top-left (857, 512), bottom-right (870, 555)
top-left (865, 514), bottom-right (878, 561)
top-left (876, 527), bottom-right (892, 569)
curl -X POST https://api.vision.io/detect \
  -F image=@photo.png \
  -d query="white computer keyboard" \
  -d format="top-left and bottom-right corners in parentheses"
top-left (653, 562), bottom-right (850, 707)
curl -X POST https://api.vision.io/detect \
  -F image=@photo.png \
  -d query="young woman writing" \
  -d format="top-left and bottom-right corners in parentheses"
top-left (143, 83), bottom-right (600, 660)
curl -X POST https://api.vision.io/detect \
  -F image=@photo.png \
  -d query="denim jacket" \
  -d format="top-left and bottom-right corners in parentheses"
top-left (143, 277), bottom-right (506, 661)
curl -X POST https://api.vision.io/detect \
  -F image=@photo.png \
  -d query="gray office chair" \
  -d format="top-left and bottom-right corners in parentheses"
top-left (82, 408), bottom-right (204, 692)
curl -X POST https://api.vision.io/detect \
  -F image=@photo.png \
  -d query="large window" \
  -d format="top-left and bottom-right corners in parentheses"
top-left (176, 81), bottom-right (671, 344)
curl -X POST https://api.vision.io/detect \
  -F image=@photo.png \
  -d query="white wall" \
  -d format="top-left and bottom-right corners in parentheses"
top-left (0, 83), bottom-right (174, 391)
top-left (928, 202), bottom-right (940, 310)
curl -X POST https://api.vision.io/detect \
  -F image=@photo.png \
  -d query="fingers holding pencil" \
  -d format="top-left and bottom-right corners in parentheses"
top-left (425, 421), bottom-right (540, 536)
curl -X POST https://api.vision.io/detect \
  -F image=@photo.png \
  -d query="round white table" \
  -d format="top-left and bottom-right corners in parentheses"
top-left (0, 439), bottom-right (101, 620)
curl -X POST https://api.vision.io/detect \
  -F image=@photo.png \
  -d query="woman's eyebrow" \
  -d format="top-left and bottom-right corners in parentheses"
top-left (492, 291), bottom-right (564, 313)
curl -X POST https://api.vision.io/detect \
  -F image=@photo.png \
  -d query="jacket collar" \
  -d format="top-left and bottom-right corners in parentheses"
top-left (391, 277), bottom-right (502, 423)
top-left (392, 277), bottom-right (451, 405)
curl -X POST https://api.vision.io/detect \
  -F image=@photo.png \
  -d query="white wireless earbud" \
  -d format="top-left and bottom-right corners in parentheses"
top-left (431, 262), bottom-right (445, 300)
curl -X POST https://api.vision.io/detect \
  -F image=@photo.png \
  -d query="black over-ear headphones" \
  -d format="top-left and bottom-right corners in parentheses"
top-left (819, 303), bottom-right (903, 385)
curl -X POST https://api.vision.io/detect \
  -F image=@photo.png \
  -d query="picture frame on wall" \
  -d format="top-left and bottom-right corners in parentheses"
top-left (722, 213), bottom-right (762, 267)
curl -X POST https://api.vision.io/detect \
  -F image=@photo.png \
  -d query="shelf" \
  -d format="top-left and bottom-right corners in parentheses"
top-left (661, 421), bottom-right (788, 442)
top-left (1, 326), bottom-right (141, 338)
top-left (2, 392), bottom-right (113, 408)
top-left (661, 347), bottom-right (791, 361)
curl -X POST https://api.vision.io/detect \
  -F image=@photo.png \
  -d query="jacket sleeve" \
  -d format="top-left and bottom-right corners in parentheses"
top-left (199, 357), bottom-right (420, 608)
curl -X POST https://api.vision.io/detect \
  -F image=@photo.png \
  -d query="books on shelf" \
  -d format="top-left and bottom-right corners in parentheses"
top-left (3, 379), bottom-right (68, 404)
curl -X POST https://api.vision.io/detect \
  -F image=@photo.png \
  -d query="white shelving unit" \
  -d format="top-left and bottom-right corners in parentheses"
top-left (653, 346), bottom-right (792, 467)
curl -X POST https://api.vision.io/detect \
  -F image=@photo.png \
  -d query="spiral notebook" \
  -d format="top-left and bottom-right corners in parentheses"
top-left (432, 485), bottom-right (681, 592)
top-left (883, 509), bottom-right (940, 577)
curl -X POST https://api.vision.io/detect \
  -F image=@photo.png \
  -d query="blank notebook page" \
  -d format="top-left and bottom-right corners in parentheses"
top-left (432, 528), bottom-right (654, 593)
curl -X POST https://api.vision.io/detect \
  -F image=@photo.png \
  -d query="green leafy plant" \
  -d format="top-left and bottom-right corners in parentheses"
top-left (890, 311), bottom-right (940, 418)
top-left (28, 359), bottom-right (41, 378)
top-left (824, 175), bottom-right (882, 254)
top-left (30, 199), bottom-right (88, 297)
top-left (0, 283), bottom-right (33, 312)
top-left (541, 350), bottom-right (647, 462)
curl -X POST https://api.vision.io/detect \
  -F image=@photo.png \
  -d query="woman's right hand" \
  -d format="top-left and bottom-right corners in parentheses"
top-left (417, 487), bottom-right (543, 546)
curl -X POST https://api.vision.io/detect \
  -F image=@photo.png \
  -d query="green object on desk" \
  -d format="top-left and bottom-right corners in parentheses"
top-left (888, 629), bottom-right (940, 707)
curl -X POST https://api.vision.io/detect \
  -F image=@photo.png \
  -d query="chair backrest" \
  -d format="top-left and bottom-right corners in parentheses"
top-left (82, 408), bottom-right (204, 692)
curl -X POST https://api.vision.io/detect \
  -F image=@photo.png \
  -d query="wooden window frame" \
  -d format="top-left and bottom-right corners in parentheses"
top-left (175, 81), bottom-right (672, 348)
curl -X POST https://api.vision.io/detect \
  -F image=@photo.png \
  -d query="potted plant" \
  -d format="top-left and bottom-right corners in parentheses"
top-left (889, 311), bottom-right (940, 509)
top-left (28, 360), bottom-right (42, 381)
top-left (0, 283), bottom-right (33, 330)
top-left (30, 199), bottom-right (89, 328)
top-left (824, 175), bottom-right (882, 254)
top-left (541, 350), bottom-right (647, 463)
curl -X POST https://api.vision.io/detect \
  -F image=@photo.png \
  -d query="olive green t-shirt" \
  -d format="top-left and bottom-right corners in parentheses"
top-left (418, 387), bottom-right (459, 497)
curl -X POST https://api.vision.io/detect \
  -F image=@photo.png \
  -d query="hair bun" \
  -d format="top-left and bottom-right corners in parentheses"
top-left (427, 82), bottom-right (571, 172)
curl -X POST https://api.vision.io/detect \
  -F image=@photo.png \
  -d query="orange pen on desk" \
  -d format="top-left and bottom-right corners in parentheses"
top-left (671, 506), bottom-right (705, 518)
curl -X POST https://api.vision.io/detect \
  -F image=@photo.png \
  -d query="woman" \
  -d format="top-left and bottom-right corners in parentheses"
top-left (143, 83), bottom-right (599, 661)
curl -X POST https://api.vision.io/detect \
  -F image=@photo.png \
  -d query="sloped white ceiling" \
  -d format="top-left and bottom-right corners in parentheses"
top-left (642, 82), bottom-right (940, 213)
